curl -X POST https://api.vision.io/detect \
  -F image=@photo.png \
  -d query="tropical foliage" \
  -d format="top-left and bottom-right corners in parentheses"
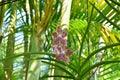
top-left (0, 0), bottom-right (120, 80)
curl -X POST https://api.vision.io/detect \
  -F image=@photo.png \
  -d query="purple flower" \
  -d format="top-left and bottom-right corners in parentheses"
top-left (52, 26), bottom-right (73, 63)
top-left (55, 54), bottom-right (70, 63)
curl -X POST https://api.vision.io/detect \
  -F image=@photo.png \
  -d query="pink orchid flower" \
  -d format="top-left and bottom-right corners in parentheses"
top-left (52, 26), bottom-right (73, 63)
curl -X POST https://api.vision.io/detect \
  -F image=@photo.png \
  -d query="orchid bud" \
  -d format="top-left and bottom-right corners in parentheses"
top-left (57, 26), bottom-right (62, 33)
top-left (52, 32), bottom-right (57, 38)
top-left (66, 49), bottom-right (73, 56)
top-left (62, 32), bottom-right (67, 38)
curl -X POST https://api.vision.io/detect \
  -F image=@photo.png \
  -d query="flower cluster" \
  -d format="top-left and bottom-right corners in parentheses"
top-left (52, 26), bottom-right (73, 63)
